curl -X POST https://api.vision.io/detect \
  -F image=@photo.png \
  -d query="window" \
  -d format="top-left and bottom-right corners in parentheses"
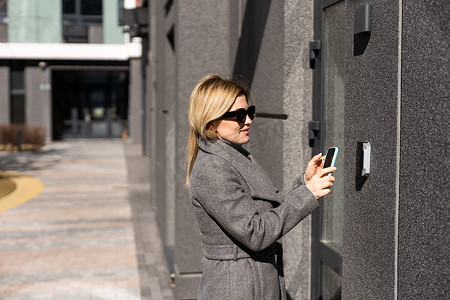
top-left (63, 0), bottom-right (102, 15)
top-left (63, 0), bottom-right (76, 14)
top-left (81, 0), bottom-right (102, 15)
top-left (63, 0), bottom-right (102, 43)
top-left (311, 0), bottom-right (345, 299)
top-left (0, 0), bottom-right (6, 22)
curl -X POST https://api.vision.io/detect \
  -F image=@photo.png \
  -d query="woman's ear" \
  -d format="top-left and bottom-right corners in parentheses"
top-left (208, 121), bottom-right (218, 132)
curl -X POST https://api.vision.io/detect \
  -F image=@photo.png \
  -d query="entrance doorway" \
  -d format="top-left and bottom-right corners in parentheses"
top-left (52, 69), bottom-right (129, 139)
top-left (311, 0), bottom-right (345, 299)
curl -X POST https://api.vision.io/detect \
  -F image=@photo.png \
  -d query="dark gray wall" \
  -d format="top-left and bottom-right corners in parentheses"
top-left (232, 1), bottom-right (316, 298)
top-left (398, 1), bottom-right (448, 299)
top-left (149, 0), bottom-right (169, 247)
top-left (0, 67), bottom-right (9, 124)
top-left (143, 1), bottom-right (448, 299)
top-left (343, 0), bottom-right (448, 299)
top-left (281, 1), bottom-right (315, 298)
top-left (237, 0), bottom-right (285, 189)
top-left (148, 0), bottom-right (177, 263)
top-left (168, 0), bottom-right (316, 298)
top-left (128, 58), bottom-right (142, 144)
top-left (144, 44), bottom-right (152, 159)
top-left (343, 0), bottom-right (399, 298)
top-left (174, 1), bottom-right (232, 298)
top-left (163, 10), bottom-right (177, 251)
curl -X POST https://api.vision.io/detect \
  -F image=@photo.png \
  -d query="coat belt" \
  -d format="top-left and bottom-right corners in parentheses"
top-left (201, 242), bottom-right (286, 300)
top-left (201, 242), bottom-right (279, 261)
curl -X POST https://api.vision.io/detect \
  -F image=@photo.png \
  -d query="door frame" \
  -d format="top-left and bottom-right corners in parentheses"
top-left (310, 0), bottom-right (344, 298)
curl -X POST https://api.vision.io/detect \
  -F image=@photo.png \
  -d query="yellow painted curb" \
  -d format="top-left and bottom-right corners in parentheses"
top-left (0, 171), bottom-right (44, 213)
top-left (0, 176), bottom-right (16, 198)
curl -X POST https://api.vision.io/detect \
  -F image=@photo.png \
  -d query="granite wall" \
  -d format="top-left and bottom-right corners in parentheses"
top-left (398, 1), bottom-right (448, 299)
top-left (144, 0), bottom-right (448, 299)
top-left (343, 0), bottom-right (399, 298)
top-left (281, 0), bottom-right (315, 299)
top-left (343, 0), bottom-right (448, 299)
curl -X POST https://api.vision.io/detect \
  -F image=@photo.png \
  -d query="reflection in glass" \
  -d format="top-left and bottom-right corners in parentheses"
top-left (321, 1), bottom-right (345, 252)
top-left (321, 263), bottom-right (342, 300)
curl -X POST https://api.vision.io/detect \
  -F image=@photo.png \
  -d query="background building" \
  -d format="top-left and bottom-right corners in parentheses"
top-left (127, 1), bottom-right (448, 299)
top-left (0, 0), bottom-right (141, 140)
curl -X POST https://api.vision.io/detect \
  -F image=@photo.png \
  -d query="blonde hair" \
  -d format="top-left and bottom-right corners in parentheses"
top-left (186, 74), bottom-right (251, 189)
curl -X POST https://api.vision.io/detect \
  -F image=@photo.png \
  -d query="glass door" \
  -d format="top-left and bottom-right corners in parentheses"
top-left (311, 0), bottom-right (345, 299)
top-left (52, 70), bottom-right (129, 139)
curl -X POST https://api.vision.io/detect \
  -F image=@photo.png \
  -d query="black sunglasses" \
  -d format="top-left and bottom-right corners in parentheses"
top-left (220, 106), bottom-right (256, 123)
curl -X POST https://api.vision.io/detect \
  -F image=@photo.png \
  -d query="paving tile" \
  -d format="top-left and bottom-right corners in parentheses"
top-left (0, 139), bottom-right (174, 300)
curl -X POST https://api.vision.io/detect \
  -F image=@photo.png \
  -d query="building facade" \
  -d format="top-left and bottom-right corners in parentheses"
top-left (0, 0), bottom-right (141, 140)
top-left (1, 0), bottom-right (447, 299)
top-left (126, 0), bottom-right (448, 299)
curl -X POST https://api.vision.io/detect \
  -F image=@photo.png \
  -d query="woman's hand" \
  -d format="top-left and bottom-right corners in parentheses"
top-left (304, 153), bottom-right (324, 185)
top-left (305, 166), bottom-right (337, 199)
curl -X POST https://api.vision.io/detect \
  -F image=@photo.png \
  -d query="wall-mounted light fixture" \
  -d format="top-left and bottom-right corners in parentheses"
top-left (354, 4), bottom-right (371, 35)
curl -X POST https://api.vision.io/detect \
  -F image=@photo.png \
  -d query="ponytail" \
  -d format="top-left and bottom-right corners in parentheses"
top-left (185, 128), bottom-right (200, 189)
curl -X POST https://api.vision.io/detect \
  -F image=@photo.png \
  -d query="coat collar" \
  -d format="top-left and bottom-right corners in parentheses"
top-left (198, 139), bottom-right (280, 203)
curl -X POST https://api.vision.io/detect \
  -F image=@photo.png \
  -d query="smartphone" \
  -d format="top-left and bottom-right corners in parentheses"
top-left (323, 147), bottom-right (338, 175)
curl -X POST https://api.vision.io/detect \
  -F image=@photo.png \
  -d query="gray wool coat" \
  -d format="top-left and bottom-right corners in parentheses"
top-left (189, 139), bottom-right (319, 300)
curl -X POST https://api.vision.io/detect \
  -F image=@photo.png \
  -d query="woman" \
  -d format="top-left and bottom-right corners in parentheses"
top-left (186, 74), bottom-right (336, 299)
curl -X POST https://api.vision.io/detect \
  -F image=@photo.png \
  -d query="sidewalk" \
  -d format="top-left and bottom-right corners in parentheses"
top-left (0, 139), bottom-right (174, 300)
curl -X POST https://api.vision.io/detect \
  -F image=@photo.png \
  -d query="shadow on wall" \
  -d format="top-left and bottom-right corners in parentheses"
top-left (354, 32), bottom-right (371, 56)
top-left (232, 0), bottom-right (272, 87)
